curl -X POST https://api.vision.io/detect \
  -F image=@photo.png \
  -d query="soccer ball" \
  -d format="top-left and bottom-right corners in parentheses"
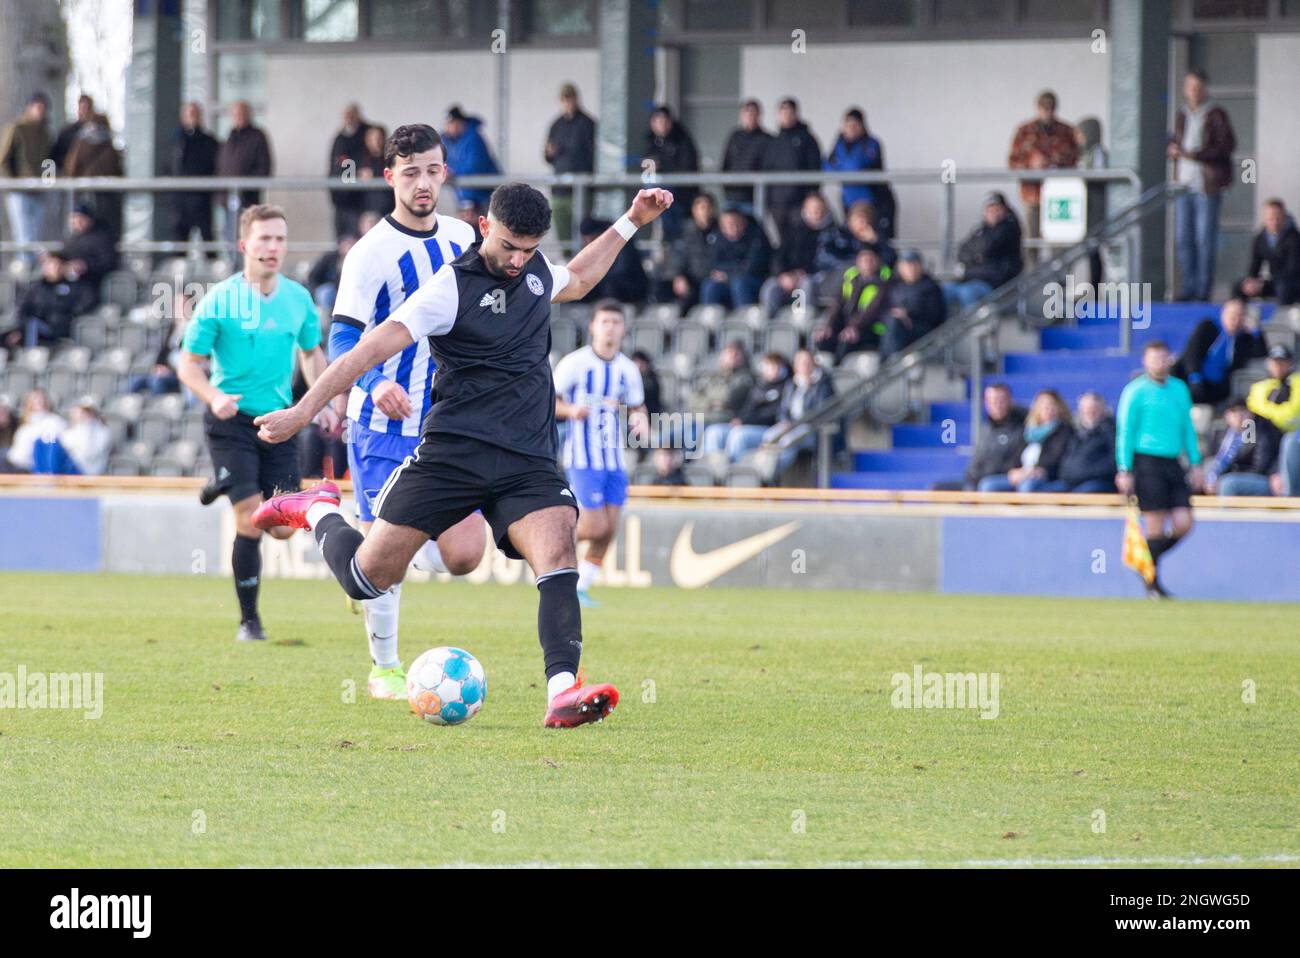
top-left (407, 647), bottom-right (487, 726)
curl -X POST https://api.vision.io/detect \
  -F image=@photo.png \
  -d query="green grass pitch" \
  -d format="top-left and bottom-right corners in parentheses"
top-left (1, 572), bottom-right (1297, 868)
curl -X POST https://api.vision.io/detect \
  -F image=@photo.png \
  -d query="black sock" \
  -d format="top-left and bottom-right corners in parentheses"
top-left (1148, 533), bottom-right (1183, 564)
top-left (232, 534), bottom-right (262, 623)
top-left (536, 569), bottom-right (582, 680)
top-left (313, 513), bottom-right (385, 601)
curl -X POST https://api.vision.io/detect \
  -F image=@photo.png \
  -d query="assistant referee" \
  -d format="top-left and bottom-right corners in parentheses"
top-left (177, 205), bottom-right (337, 642)
top-left (1115, 339), bottom-right (1203, 598)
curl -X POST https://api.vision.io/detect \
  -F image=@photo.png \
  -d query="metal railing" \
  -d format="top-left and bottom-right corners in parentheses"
top-left (767, 181), bottom-right (1186, 488)
top-left (0, 167), bottom-right (1140, 269)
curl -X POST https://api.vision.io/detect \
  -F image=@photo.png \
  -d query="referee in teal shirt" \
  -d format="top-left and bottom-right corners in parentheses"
top-left (177, 205), bottom-right (338, 642)
top-left (1116, 340), bottom-right (1203, 598)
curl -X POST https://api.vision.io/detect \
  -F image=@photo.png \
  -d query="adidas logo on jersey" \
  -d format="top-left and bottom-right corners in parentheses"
top-left (479, 292), bottom-right (496, 308)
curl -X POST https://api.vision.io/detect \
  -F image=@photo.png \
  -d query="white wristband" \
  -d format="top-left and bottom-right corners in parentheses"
top-left (613, 214), bottom-right (638, 241)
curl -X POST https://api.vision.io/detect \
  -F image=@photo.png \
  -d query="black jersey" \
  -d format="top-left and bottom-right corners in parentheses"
top-left (389, 242), bottom-right (572, 460)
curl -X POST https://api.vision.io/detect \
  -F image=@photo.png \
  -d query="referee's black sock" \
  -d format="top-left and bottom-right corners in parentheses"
top-left (536, 568), bottom-right (582, 680)
top-left (1148, 533), bottom-right (1184, 563)
top-left (232, 534), bottom-right (262, 623)
top-left (313, 513), bottom-right (386, 601)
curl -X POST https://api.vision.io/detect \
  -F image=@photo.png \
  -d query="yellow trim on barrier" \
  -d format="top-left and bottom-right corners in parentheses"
top-left (0, 474), bottom-right (1297, 512)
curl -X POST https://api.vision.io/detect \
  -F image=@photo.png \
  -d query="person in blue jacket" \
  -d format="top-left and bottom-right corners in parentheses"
top-left (824, 107), bottom-right (894, 237)
top-left (442, 105), bottom-right (500, 216)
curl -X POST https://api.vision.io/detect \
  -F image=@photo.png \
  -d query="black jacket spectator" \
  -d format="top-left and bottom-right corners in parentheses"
top-left (1217, 415), bottom-right (1282, 477)
top-left (765, 119), bottom-right (822, 227)
top-left (957, 212), bottom-right (1023, 289)
top-left (816, 220), bottom-right (896, 272)
top-left (737, 366), bottom-right (792, 427)
top-left (1010, 420), bottom-right (1072, 482)
top-left (172, 122), bottom-right (219, 242)
top-left (776, 215), bottom-right (833, 275)
top-left (62, 212), bottom-right (118, 292)
top-left (708, 215), bottom-right (771, 282)
top-left (6, 259), bottom-right (95, 348)
top-left (218, 121), bottom-right (274, 209)
top-left (1172, 315), bottom-right (1268, 406)
top-left (777, 369), bottom-right (834, 423)
top-left (580, 218), bottom-right (648, 305)
top-left (1057, 417), bottom-right (1118, 488)
top-left (881, 271), bottom-right (946, 358)
top-left (965, 404), bottom-right (1028, 488)
top-left (1243, 218), bottom-right (1300, 306)
top-left (329, 114), bottom-right (370, 237)
top-left (546, 109), bottom-right (596, 178)
top-left (644, 119), bottom-right (700, 209)
top-left (721, 127), bottom-right (774, 206)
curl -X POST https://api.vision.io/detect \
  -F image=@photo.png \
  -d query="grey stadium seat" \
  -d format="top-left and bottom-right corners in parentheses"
top-left (107, 455), bottom-right (143, 477)
top-left (117, 322), bottom-right (151, 358)
top-left (725, 465), bottom-right (764, 488)
top-left (672, 320), bottom-right (710, 360)
top-left (718, 320), bottom-right (756, 356)
top-left (73, 315), bottom-right (112, 351)
top-left (629, 318), bottom-right (668, 358)
top-left (101, 271), bottom-right (140, 312)
top-left (0, 368), bottom-right (37, 399)
top-left (162, 440), bottom-right (200, 472)
top-left (137, 413), bottom-right (176, 448)
top-left (92, 347), bottom-right (132, 375)
top-left (729, 304), bottom-right (767, 330)
top-left (764, 321), bottom-right (801, 357)
top-left (125, 439), bottom-right (155, 462)
top-left (44, 367), bottom-right (81, 405)
top-left (682, 462), bottom-right (715, 486)
top-left (51, 345), bottom-right (92, 373)
top-left (639, 303), bottom-right (680, 326)
top-left (84, 369), bottom-right (121, 401)
top-left (685, 303), bottom-right (725, 331)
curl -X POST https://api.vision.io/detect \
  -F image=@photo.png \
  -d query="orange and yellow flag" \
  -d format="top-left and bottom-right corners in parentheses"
top-left (1121, 497), bottom-right (1155, 585)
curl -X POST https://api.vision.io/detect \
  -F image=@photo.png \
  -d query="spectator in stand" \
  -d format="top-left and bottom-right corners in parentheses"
top-left (700, 206), bottom-right (771, 309)
top-left (764, 348), bottom-right (835, 475)
top-left (644, 105), bottom-right (700, 241)
top-left (880, 249), bottom-right (946, 361)
top-left (51, 94), bottom-right (94, 171)
top-left (1171, 295), bottom-right (1267, 407)
top-left (1077, 116), bottom-right (1108, 283)
top-left (812, 244), bottom-right (892, 363)
top-left (2, 251), bottom-right (95, 350)
top-left (1169, 69), bottom-right (1236, 302)
top-left (630, 350), bottom-right (662, 417)
top-left (648, 447), bottom-right (686, 486)
top-left (328, 103), bottom-right (370, 239)
top-left (0, 399), bottom-right (16, 472)
top-left (544, 83), bottom-right (596, 245)
top-left (6, 389), bottom-right (68, 474)
top-left (760, 191), bottom-right (836, 318)
top-left (0, 92), bottom-right (53, 266)
top-left (217, 101), bottom-right (274, 211)
top-left (128, 290), bottom-right (190, 397)
top-left (701, 351), bottom-right (792, 463)
top-left (578, 217), bottom-right (648, 305)
top-left (944, 191), bottom-right (1023, 312)
top-left (60, 397), bottom-right (113, 476)
top-left (1202, 396), bottom-right (1282, 497)
top-left (977, 389), bottom-right (1072, 492)
top-left (61, 204), bottom-right (119, 296)
top-left (1246, 344), bottom-right (1300, 495)
top-left (815, 199), bottom-right (895, 278)
top-left (442, 105), bottom-right (499, 218)
top-left (63, 112), bottom-right (125, 238)
top-left (690, 339), bottom-right (755, 428)
top-left (664, 193), bottom-right (718, 312)
top-left (1238, 199), bottom-right (1300, 306)
top-left (720, 100), bottom-right (773, 211)
top-left (960, 383), bottom-right (1027, 491)
top-left (172, 101), bottom-right (219, 246)
top-left (1007, 90), bottom-right (1079, 261)
top-left (824, 108), bottom-right (894, 238)
top-left (307, 232), bottom-right (358, 314)
top-left (1036, 391), bottom-right (1117, 493)
top-left (764, 97), bottom-right (822, 237)
top-left (357, 123), bottom-right (392, 217)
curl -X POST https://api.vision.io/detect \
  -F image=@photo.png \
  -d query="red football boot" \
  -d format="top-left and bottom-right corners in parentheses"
top-left (543, 674), bottom-right (620, 729)
top-left (251, 481), bottom-right (341, 531)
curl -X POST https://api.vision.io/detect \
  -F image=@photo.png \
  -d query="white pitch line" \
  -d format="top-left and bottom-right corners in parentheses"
top-left (333, 853), bottom-right (1300, 869)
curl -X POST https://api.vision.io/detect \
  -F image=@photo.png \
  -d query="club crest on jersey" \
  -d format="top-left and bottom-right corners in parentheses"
top-left (526, 273), bottom-right (545, 296)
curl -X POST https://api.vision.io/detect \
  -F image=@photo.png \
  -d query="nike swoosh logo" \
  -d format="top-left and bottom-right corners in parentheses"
top-left (669, 520), bottom-right (801, 590)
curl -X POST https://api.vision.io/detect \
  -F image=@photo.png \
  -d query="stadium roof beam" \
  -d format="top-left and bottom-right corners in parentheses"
top-left (124, 0), bottom-right (184, 254)
top-left (1109, 0), bottom-right (1171, 299)
top-left (593, 0), bottom-right (657, 220)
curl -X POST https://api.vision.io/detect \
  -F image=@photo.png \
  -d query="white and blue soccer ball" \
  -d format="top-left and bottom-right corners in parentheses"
top-left (407, 647), bottom-right (487, 726)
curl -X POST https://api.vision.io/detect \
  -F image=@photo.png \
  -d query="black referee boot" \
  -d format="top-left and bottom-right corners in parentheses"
top-left (199, 467), bottom-right (233, 506)
top-left (236, 618), bottom-right (267, 642)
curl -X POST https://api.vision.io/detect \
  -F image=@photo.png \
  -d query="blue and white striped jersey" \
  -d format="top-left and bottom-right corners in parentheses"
top-left (553, 345), bottom-right (645, 471)
top-left (333, 214), bottom-right (476, 437)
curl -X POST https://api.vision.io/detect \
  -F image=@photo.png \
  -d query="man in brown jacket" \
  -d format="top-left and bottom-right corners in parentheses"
top-left (1008, 90), bottom-right (1079, 259)
top-left (0, 92), bottom-right (53, 267)
top-left (1169, 69), bottom-right (1236, 301)
top-left (217, 101), bottom-right (274, 211)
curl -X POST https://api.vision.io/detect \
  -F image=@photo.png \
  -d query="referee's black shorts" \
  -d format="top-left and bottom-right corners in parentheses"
top-left (1132, 452), bottom-right (1192, 513)
top-left (204, 409), bottom-right (302, 504)
top-left (373, 433), bottom-right (577, 560)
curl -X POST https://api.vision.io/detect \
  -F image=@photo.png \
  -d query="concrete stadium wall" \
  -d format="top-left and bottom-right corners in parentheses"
top-left (3, 491), bottom-right (1298, 602)
top-left (1257, 36), bottom-right (1300, 218)
top-left (740, 38), bottom-right (1112, 243)
top-left (262, 48), bottom-right (600, 244)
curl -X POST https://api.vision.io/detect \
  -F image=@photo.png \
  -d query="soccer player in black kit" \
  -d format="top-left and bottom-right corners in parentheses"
top-left (252, 183), bottom-right (673, 728)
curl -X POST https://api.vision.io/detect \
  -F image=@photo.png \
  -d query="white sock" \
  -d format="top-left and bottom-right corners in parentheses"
top-left (547, 671), bottom-right (576, 703)
top-left (305, 501), bottom-right (341, 530)
top-left (577, 559), bottom-right (602, 592)
top-left (411, 538), bottom-right (449, 574)
top-left (363, 583), bottom-right (401, 668)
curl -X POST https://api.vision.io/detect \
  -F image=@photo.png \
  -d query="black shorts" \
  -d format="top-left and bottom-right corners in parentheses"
top-left (1132, 452), bottom-right (1192, 513)
top-left (204, 410), bottom-right (302, 504)
top-left (373, 433), bottom-right (577, 560)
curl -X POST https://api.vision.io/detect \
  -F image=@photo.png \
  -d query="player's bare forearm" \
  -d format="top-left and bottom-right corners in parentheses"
top-left (555, 397), bottom-right (585, 421)
top-left (300, 346), bottom-right (328, 388)
top-left (554, 188), bottom-right (672, 303)
top-left (176, 352), bottom-right (217, 405)
top-left (256, 322), bottom-right (413, 441)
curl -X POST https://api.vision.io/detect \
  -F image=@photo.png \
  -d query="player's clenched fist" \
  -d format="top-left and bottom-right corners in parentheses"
top-left (628, 188), bottom-right (673, 227)
top-left (255, 404), bottom-right (310, 444)
top-left (372, 380), bottom-right (413, 420)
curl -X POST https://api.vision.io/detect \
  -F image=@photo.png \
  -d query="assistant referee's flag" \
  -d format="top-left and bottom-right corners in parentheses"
top-left (1121, 496), bottom-right (1155, 585)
